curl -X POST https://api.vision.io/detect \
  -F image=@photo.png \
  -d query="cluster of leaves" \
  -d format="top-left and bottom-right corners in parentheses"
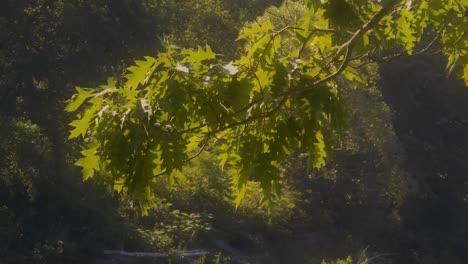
top-left (31, 240), bottom-right (64, 264)
top-left (67, 31), bottom-right (343, 211)
top-left (67, 0), bottom-right (468, 211)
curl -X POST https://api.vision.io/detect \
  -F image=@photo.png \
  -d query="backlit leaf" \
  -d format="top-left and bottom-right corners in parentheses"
top-left (125, 56), bottom-right (158, 89)
top-left (75, 145), bottom-right (100, 180)
top-left (66, 87), bottom-right (93, 112)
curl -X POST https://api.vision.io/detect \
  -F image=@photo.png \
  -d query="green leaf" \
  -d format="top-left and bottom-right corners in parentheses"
top-left (125, 56), bottom-right (158, 89)
top-left (234, 184), bottom-right (247, 208)
top-left (182, 45), bottom-right (216, 63)
top-left (75, 145), bottom-right (100, 180)
top-left (120, 85), bottom-right (139, 108)
top-left (312, 130), bottom-right (327, 168)
top-left (186, 135), bottom-right (205, 152)
top-left (297, 5), bottom-right (314, 38)
top-left (237, 21), bottom-right (273, 41)
top-left (219, 152), bottom-right (230, 172)
top-left (99, 77), bottom-right (117, 89)
top-left (343, 66), bottom-right (366, 85)
top-left (247, 33), bottom-right (271, 58)
top-left (68, 108), bottom-right (95, 139)
top-left (65, 87), bottom-right (93, 112)
top-left (396, 9), bottom-right (417, 53)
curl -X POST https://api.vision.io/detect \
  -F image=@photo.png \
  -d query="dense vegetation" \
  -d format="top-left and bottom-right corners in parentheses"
top-left (1, 0), bottom-right (468, 263)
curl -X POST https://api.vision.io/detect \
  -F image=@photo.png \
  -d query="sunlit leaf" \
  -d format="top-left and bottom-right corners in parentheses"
top-left (125, 56), bottom-right (158, 89)
top-left (69, 108), bottom-right (95, 139)
top-left (65, 87), bottom-right (93, 112)
top-left (75, 145), bottom-right (100, 180)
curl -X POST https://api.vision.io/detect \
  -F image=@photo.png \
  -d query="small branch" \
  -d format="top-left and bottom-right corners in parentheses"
top-left (313, 46), bottom-right (351, 86)
top-left (147, 0), bottom-right (403, 173)
top-left (210, 95), bottom-right (288, 134)
top-left (370, 35), bottom-right (440, 62)
top-left (214, 124), bottom-right (247, 141)
top-left (344, 0), bottom-right (402, 50)
top-left (412, 35), bottom-right (440, 55)
top-left (290, 0), bottom-right (402, 94)
top-left (186, 136), bottom-right (209, 163)
top-left (150, 169), bottom-right (168, 180)
top-left (273, 25), bottom-right (294, 36)
top-left (291, 27), bottom-right (338, 33)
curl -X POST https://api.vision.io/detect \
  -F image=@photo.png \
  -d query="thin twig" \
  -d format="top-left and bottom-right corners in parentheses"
top-left (369, 35), bottom-right (440, 62)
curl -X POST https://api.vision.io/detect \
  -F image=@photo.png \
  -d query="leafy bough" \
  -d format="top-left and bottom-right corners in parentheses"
top-left (66, 0), bottom-right (468, 212)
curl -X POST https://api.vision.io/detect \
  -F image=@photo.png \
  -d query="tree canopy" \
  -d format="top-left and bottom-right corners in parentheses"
top-left (67, 0), bottom-right (468, 211)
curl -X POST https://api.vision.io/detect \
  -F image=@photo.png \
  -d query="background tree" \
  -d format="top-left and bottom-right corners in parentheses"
top-left (0, 0), bottom-right (283, 262)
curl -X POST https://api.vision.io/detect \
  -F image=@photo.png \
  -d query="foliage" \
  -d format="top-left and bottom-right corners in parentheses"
top-left (321, 256), bottom-right (353, 264)
top-left (4, 0), bottom-right (468, 263)
top-left (67, 0), bottom-right (468, 211)
top-left (191, 253), bottom-right (231, 264)
top-left (319, 246), bottom-right (393, 264)
top-left (135, 206), bottom-right (212, 251)
top-left (31, 240), bottom-right (64, 264)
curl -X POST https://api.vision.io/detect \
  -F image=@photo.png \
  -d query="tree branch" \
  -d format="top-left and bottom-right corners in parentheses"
top-left (178, 0), bottom-right (402, 138)
top-left (292, 0), bottom-right (402, 94)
